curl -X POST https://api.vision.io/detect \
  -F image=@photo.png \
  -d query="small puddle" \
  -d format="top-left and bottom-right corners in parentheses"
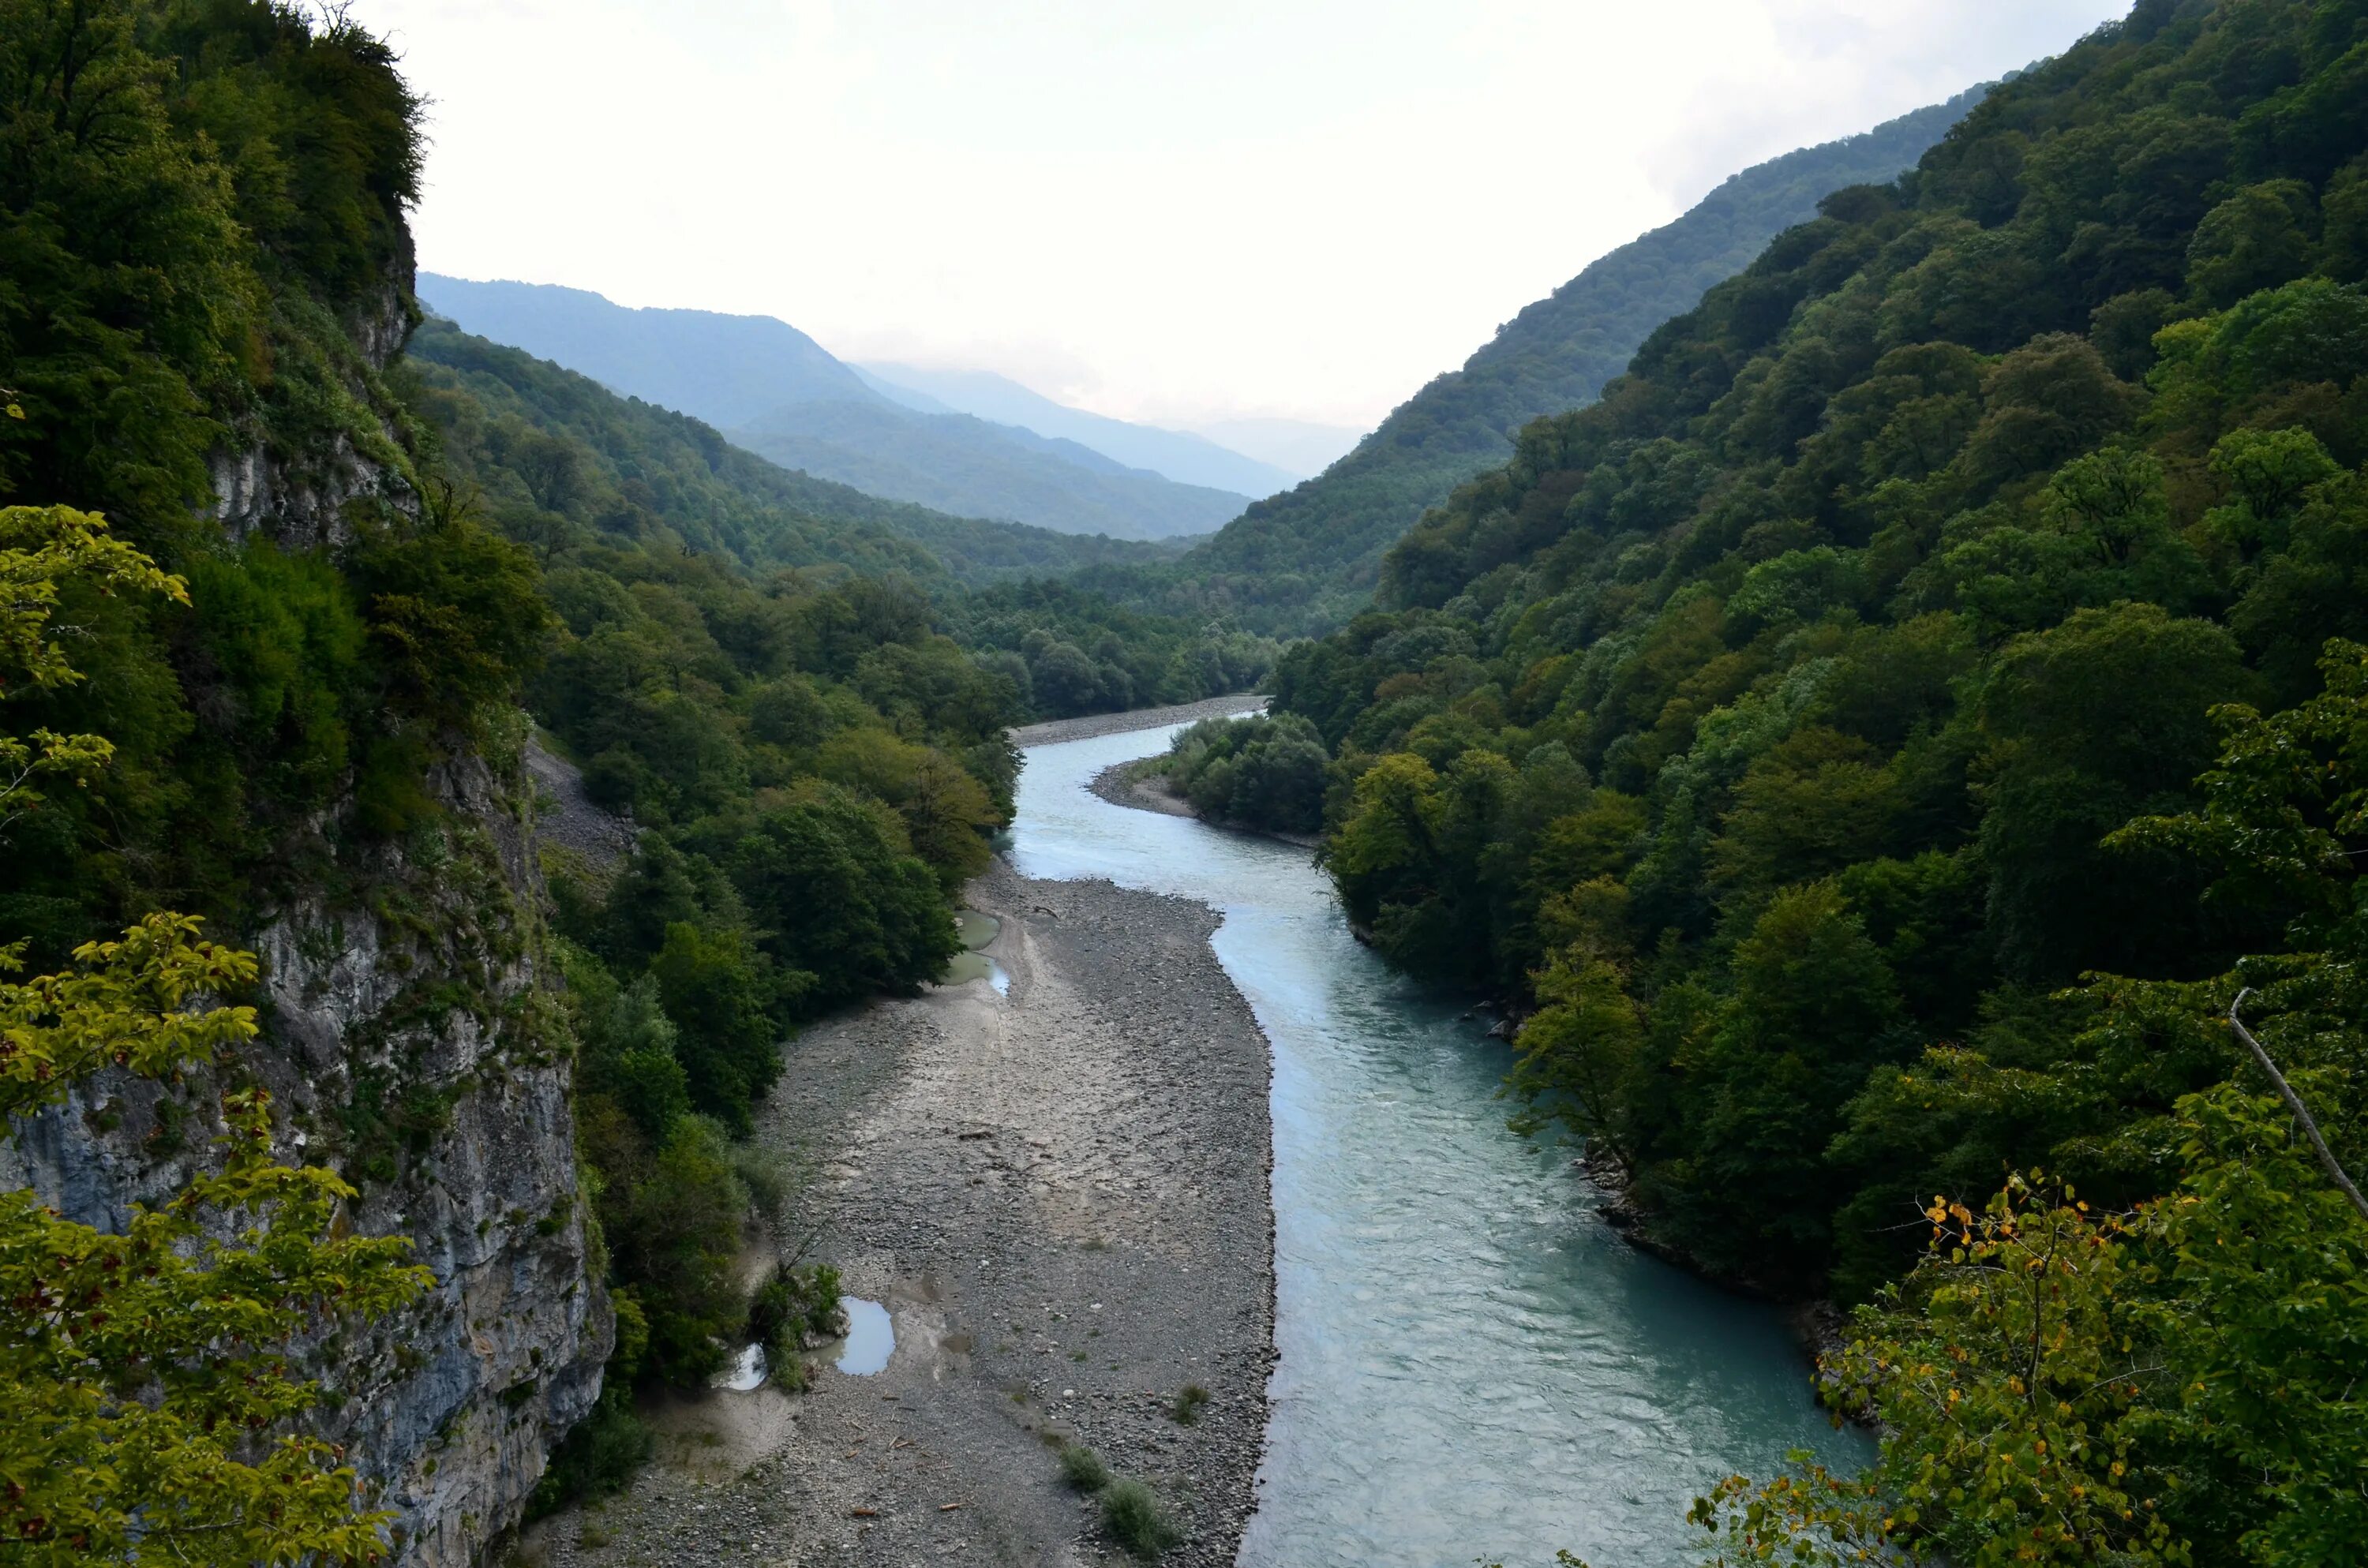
top-left (937, 951), bottom-right (1012, 994)
top-left (940, 910), bottom-right (1011, 995)
top-left (711, 1342), bottom-right (766, 1391)
top-left (836, 1298), bottom-right (894, 1375)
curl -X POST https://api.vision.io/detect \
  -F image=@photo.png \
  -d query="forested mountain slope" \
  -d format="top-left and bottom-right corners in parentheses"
top-left (0, 2), bottom-right (1234, 1557)
top-left (1167, 88), bottom-right (1988, 633)
top-left (729, 396), bottom-right (1251, 541)
top-left (418, 275), bottom-right (1252, 541)
top-left (1276, 2), bottom-right (2368, 1559)
top-left (858, 361), bottom-right (1301, 496)
top-left (403, 321), bottom-right (1178, 587)
top-left (0, 5), bottom-right (610, 1557)
top-left (399, 322), bottom-right (1273, 721)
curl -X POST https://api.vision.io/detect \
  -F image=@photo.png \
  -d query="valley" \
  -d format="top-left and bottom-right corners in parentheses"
top-left (8, 4), bottom-right (2368, 1567)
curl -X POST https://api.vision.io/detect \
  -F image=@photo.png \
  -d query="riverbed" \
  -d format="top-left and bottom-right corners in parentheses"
top-left (1013, 717), bottom-right (1868, 1568)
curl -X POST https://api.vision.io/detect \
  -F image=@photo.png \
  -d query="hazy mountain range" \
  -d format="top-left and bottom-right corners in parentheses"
top-left (854, 362), bottom-right (1303, 496)
top-left (417, 79), bottom-right (1984, 580)
top-left (415, 275), bottom-right (1287, 541)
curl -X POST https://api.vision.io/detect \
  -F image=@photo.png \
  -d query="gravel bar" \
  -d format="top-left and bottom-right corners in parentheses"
top-left (1010, 694), bottom-right (1266, 749)
top-left (522, 839), bottom-right (1278, 1567)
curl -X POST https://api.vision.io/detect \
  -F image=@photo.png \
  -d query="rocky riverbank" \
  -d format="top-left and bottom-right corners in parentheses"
top-left (1085, 759), bottom-right (1321, 853)
top-left (1010, 694), bottom-right (1265, 748)
top-left (520, 848), bottom-right (1276, 1567)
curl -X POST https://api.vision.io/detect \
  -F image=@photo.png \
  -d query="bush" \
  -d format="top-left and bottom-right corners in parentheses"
top-left (1168, 1384), bottom-right (1209, 1425)
top-left (1057, 1442), bottom-right (1111, 1493)
top-left (744, 1259), bottom-right (844, 1368)
top-left (1100, 1477), bottom-right (1183, 1558)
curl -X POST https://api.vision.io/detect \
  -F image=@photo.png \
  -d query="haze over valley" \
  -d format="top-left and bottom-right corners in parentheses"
top-left (9, 6), bottom-right (2367, 1568)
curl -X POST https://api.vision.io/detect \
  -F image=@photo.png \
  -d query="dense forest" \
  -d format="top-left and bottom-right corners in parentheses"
top-left (414, 275), bottom-right (1254, 543)
top-left (404, 320), bottom-right (1184, 588)
top-left (1087, 88), bottom-right (1987, 638)
top-left (0, 0), bottom-right (1243, 1544)
top-left (1272, 2), bottom-right (2368, 1560)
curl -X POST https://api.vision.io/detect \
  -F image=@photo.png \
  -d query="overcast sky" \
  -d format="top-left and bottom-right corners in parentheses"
top-left (371, 1), bottom-right (2130, 431)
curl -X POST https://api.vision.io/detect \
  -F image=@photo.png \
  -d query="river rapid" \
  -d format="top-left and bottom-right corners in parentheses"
top-left (1010, 719), bottom-right (1868, 1568)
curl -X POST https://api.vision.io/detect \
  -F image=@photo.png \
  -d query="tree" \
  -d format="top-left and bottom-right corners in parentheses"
top-left (1, 506), bottom-right (185, 834)
top-left (1508, 945), bottom-right (1639, 1163)
top-left (1, 918), bottom-right (431, 1566)
top-left (0, 499), bottom-right (433, 1565)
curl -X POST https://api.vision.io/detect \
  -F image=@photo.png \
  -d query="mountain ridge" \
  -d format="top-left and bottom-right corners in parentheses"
top-left (857, 360), bottom-right (1302, 495)
top-left (1162, 82), bottom-right (1995, 631)
top-left (417, 274), bottom-right (1251, 541)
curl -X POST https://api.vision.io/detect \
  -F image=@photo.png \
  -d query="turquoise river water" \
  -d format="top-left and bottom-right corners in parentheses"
top-left (1009, 719), bottom-right (1868, 1568)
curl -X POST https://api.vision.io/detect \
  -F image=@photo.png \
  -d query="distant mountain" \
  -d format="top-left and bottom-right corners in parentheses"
top-left (1186, 417), bottom-right (1367, 481)
top-left (416, 275), bottom-right (873, 425)
top-left (729, 399), bottom-right (1249, 544)
top-left (1174, 84), bottom-right (1991, 631)
top-left (856, 362), bottom-right (1299, 498)
top-left (404, 320), bottom-right (1180, 586)
top-left (415, 275), bottom-right (1248, 541)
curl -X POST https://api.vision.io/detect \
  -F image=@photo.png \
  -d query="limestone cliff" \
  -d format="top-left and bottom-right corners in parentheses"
top-left (0, 255), bottom-right (609, 1565)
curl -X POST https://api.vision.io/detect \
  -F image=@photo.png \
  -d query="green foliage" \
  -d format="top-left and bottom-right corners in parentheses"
top-left (526, 1387), bottom-right (650, 1519)
top-left (0, 505), bottom-right (187, 836)
top-left (945, 577), bottom-right (1277, 720)
top-left (1099, 1476), bottom-right (1184, 1559)
top-left (578, 1100), bottom-right (746, 1384)
top-left (0, 916), bottom-right (430, 1565)
top-left (1161, 713), bottom-right (1328, 835)
top-left (744, 1260), bottom-right (842, 1371)
top-left (1093, 92), bottom-right (1988, 637)
top-left (1058, 1442), bottom-right (1112, 1492)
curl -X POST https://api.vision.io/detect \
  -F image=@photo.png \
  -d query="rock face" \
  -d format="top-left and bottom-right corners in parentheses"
top-left (0, 252), bottom-right (608, 1566)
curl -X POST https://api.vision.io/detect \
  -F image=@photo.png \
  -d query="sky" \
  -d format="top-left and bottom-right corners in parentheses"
top-left (370, 0), bottom-right (2131, 433)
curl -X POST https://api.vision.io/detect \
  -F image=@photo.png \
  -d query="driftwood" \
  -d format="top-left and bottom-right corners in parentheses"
top-left (2229, 988), bottom-right (2368, 1226)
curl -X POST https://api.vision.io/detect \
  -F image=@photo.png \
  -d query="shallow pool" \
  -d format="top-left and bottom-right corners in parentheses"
top-left (836, 1297), bottom-right (894, 1375)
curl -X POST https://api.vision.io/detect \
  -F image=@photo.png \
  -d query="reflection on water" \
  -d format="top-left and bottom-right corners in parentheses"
top-left (1011, 721), bottom-right (1869, 1568)
top-left (941, 911), bottom-right (1013, 994)
top-left (836, 1297), bottom-right (894, 1375)
top-left (711, 1342), bottom-right (766, 1392)
top-left (937, 951), bottom-right (1011, 994)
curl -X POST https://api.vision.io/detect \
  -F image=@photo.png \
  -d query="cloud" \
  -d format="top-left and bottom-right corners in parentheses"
top-left (368, 0), bottom-right (2130, 426)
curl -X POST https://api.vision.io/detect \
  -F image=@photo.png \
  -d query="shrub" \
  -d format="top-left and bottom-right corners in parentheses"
top-left (1100, 1478), bottom-right (1183, 1558)
top-left (1057, 1442), bottom-right (1111, 1493)
top-left (745, 1260), bottom-right (844, 1368)
top-left (1168, 1384), bottom-right (1209, 1425)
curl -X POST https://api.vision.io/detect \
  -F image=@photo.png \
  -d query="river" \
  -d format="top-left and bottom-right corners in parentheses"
top-left (1009, 719), bottom-right (1869, 1568)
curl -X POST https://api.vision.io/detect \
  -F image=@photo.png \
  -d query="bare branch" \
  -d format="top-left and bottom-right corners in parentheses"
top-left (2230, 988), bottom-right (2368, 1226)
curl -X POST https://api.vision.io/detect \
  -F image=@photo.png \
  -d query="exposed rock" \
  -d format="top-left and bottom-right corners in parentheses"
top-left (524, 735), bottom-right (639, 871)
top-left (3, 243), bottom-right (606, 1567)
top-left (2, 750), bottom-right (610, 1567)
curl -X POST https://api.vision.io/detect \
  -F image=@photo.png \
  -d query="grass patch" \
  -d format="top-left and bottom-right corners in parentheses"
top-left (1057, 1442), bottom-right (1111, 1492)
top-left (1100, 1477), bottom-right (1183, 1559)
top-left (1169, 1383), bottom-right (1209, 1425)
